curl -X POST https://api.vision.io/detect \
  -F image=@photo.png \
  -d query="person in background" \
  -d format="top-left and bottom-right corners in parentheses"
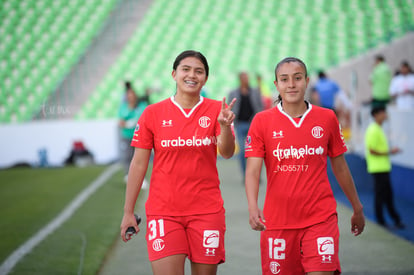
top-left (245, 57), bottom-right (365, 274)
top-left (314, 70), bottom-right (340, 111)
top-left (120, 50), bottom-right (236, 275)
top-left (228, 72), bottom-right (263, 177)
top-left (64, 141), bottom-right (94, 166)
top-left (309, 86), bottom-right (321, 106)
top-left (389, 61), bottom-right (414, 110)
top-left (365, 106), bottom-right (405, 229)
top-left (370, 55), bottom-right (392, 108)
top-left (256, 74), bottom-right (273, 110)
top-left (314, 70), bottom-right (353, 131)
top-left (141, 86), bottom-right (153, 105)
top-left (118, 84), bottom-right (148, 182)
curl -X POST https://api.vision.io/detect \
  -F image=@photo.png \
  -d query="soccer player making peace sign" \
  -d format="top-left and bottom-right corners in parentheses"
top-left (120, 50), bottom-right (236, 275)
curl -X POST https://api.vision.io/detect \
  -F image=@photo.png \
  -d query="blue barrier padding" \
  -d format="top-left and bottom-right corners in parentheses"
top-left (329, 153), bottom-right (414, 243)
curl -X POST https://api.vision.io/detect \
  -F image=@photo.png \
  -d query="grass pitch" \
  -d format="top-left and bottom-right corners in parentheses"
top-left (0, 165), bottom-right (133, 274)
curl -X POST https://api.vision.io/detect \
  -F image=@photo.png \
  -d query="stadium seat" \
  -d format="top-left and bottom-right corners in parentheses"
top-left (0, 0), bottom-right (119, 123)
top-left (1, 0), bottom-right (413, 122)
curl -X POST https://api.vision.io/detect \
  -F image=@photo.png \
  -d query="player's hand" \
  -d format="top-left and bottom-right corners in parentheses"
top-left (120, 213), bottom-right (140, 242)
top-left (249, 207), bottom-right (266, 231)
top-left (218, 97), bottom-right (236, 126)
top-left (351, 210), bottom-right (365, 236)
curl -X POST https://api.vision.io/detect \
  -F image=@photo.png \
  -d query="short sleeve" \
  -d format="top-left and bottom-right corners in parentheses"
top-left (130, 107), bottom-right (154, 149)
top-left (245, 114), bottom-right (265, 158)
top-left (364, 125), bottom-right (377, 151)
top-left (327, 113), bottom-right (347, 157)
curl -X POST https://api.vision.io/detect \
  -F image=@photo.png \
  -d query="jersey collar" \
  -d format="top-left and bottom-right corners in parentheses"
top-left (277, 101), bottom-right (312, 128)
top-left (170, 96), bottom-right (204, 118)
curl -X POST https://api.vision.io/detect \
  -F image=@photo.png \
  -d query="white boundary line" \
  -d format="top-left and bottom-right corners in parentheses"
top-left (0, 163), bottom-right (120, 275)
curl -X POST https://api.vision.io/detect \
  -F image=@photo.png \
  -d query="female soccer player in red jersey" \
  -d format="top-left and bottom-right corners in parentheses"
top-left (120, 50), bottom-right (236, 275)
top-left (245, 57), bottom-right (365, 275)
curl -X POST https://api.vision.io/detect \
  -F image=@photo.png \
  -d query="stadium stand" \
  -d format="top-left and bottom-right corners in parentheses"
top-left (0, 0), bottom-right (119, 123)
top-left (76, 0), bottom-right (414, 119)
top-left (0, 0), bottom-right (413, 122)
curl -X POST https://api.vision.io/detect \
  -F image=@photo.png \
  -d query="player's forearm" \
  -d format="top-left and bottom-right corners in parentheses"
top-left (123, 166), bottom-right (144, 213)
top-left (246, 180), bottom-right (260, 211)
top-left (245, 158), bottom-right (262, 210)
top-left (337, 177), bottom-right (364, 214)
top-left (123, 154), bottom-right (149, 214)
top-left (218, 125), bottom-right (235, 159)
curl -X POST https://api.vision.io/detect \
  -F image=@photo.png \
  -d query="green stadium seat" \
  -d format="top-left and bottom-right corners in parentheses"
top-left (3, 0), bottom-right (412, 122)
top-left (0, 0), bottom-right (119, 122)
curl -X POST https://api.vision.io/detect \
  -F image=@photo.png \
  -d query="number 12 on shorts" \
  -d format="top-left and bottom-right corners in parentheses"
top-left (268, 238), bottom-right (286, 260)
top-left (148, 219), bottom-right (165, 241)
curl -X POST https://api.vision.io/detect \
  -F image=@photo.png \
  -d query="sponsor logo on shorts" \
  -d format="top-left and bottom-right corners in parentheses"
top-left (318, 237), bottom-right (334, 263)
top-left (152, 238), bottom-right (165, 252)
top-left (317, 237), bottom-right (334, 255)
top-left (269, 261), bottom-right (281, 274)
top-left (322, 255), bottom-right (332, 263)
top-left (205, 248), bottom-right (216, 256)
top-left (203, 230), bottom-right (219, 248)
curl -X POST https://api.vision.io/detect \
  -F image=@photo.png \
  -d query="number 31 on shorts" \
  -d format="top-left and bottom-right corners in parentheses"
top-left (269, 238), bottom-right (286, 260)
top-left (148, 219), bottom-right (165, 241)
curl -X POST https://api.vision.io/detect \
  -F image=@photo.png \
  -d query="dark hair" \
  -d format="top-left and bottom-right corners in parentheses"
top-left (371, 106), bottom-right (386, 117)
top-left (125, 81), bottom-right (132, 90)
top-left (274, 57), bottom-right (308, 103)
top-left (274, 57), bottom-right (308, 82)
top-left (173, 50), bottom-right (209, 77)
top-left (375, 55), bottom-right (385, 62)
top-left (318, 70), bottom-right (326, 79)
top-left (401, 60), bottom-right (412, 72)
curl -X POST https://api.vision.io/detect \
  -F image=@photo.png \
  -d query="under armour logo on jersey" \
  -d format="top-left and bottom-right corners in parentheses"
top-left (272, 130), bottom-right (284, 138)
top-left (162, 120), bottom-right (173, 127)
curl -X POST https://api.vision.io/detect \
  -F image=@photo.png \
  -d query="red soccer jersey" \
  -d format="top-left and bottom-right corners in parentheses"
top-left (245, 102), bottom-right (347, 229)
top-left (131, 96), bottom-right (231, 216)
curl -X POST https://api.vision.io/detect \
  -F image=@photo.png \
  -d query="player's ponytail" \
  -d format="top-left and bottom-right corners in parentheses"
top-left (275, 94), bottom-right (282, 104)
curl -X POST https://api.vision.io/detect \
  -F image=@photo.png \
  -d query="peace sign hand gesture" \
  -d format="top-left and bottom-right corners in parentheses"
top-left (218, 97), bottom-right (236, 126)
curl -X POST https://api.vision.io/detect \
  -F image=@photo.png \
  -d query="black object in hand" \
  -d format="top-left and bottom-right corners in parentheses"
top-left (126, 214), bottom-right (141, 239)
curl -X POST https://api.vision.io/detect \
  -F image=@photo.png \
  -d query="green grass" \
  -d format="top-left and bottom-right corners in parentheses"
top-left (0, 164), bottom-right (147, 275)
top-left (0, 166), bottom-right (107, 262)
